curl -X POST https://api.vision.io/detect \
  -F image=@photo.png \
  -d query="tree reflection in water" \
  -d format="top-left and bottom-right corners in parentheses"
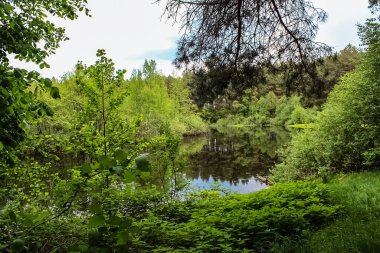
top-left (178, 127), bottom-right (291, 193)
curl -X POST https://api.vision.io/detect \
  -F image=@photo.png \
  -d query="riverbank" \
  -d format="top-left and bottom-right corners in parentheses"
top-left (159, 171), bottom-right (380, 252)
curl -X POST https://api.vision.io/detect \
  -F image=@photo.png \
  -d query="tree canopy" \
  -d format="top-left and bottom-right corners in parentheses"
top-left (0, 0), bottom-right (90, 66)
top-left (158, 0), bottom-right (331, 70)
top-left (0, 0), bottom-right (89, 157)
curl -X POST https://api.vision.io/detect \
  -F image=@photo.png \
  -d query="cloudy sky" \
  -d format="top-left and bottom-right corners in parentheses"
top-left (11, 0), bottom-right (373, 78)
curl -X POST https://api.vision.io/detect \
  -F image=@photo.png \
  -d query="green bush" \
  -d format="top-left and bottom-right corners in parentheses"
top-left (271, 20), bottom-right (380, 181)
top-left (129, 181), bottom-right (340, 252)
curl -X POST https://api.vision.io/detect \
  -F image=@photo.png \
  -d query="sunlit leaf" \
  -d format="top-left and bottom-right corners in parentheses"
top-left (124, 171), bottom-right (135, 183)
top-left (113, 150), bottom-right (128, 162)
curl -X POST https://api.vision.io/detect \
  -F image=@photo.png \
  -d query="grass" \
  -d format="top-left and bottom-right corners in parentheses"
top-left (274, 172), bottom-right (380, 253)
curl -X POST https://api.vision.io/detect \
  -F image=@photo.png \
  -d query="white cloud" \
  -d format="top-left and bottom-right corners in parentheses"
top-left (10, 0), bottom-right (374, 78)
top-left (313, 0), bottom-right (372, 50)
top-left (10, 0), bottom-right (180, 78)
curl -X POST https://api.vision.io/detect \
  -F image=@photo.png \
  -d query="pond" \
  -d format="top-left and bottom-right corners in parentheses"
top-left (178, 127), bottom-right (291, 194)
top-left (26, 126), bottom-right (292, 196)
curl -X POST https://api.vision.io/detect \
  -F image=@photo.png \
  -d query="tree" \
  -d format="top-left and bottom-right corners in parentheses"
top-left (158, 0), bottom-right (331, 71)
top-left (0, 0), bottom-right (89, 157)
top-left (0, 0), bottom-right (89, 65)
top-left (75, 50), bottom-right (128, 157)
top-left (271, 18), bottom-right (380, 182)
top-left (369, 0), bottom-right (380, 14)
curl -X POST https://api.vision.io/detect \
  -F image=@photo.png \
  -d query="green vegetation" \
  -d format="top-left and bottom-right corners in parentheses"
top-left (0, 180), bottom-right (341, 252)
top-left (0, 0), bottom-right (379, 252)
top-left (0, 0), bottom-right (89, 159)
top-left (214, 91), bottom-right (318, 128)
top-left (275, 172), bottom-right (380, 253)
top-left (271, 19), bottom-right (380, 182)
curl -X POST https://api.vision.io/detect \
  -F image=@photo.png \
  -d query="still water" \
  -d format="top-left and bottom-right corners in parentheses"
top-left (178, 127), bottom-right (291, 194)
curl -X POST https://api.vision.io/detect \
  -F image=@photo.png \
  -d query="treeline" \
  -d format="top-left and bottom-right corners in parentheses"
top-left (24, 53), bottom-right (207, 162)
top-left (190, 45), bottom-right (361, 123)
top-left (213, 91), bottom-right (317, 128)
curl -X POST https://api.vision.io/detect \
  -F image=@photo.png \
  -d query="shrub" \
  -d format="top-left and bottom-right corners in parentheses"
top-left (271, 20), bottom-right (380, 181)
top-left (130, 181), bottom-right (341, 252)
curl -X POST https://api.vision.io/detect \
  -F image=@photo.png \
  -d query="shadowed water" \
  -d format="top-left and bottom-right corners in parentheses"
top-left (178, 127), bottom-right (291, 193)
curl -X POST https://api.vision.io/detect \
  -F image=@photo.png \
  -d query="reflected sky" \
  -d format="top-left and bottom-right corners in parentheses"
top-left (190, 175), bottom-right (268, 194)
top-left (179, 127), bottom-right (291, 194)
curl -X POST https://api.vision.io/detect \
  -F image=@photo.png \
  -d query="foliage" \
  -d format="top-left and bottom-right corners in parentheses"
top-left (0, 0), bottom-right (88, 159)
top-left (0, 0), bottom-right (89, 65)
top-left (185, 45), bottom-right (360, 109)
top-left (75, 50), bottom-right (128, 157)
top-left (127, 181), bottom-right (340, 252)
top-left (0, 180), bottom-right (341, 252)
top-left (158, 0), bottom-right (330, 71)
top-left (271, 19), bottom-right (380, 181)
top-left (123, 61), bottom-right (207, 139)
top-left (215, 91), bottom-right (317, 128)
top-left (274, 172), bottom-right (380, 253)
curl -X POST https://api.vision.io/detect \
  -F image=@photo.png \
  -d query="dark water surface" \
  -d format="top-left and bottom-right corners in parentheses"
top-left (179, 127), bottom-right (291, 193)
top-left (35, 127), bottom-right (292, 195)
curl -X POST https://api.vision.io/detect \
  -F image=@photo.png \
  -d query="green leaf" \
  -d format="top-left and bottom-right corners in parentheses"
top-left (91, 162), bottom-right (100, 170)
top-left (140, 172), bottom-right (151, 179)
top-left (111, 166), bottom-right (123, 175)
top-left (116, 231), bottom-right (129, 246)
top-left (44, 78), bottom-right (52, 87)
top-left (50, 86), bottom-right (60, 99)
top-left (9, 211), bottom-right (17, 222)
top-left (68, 242), bottom-right (88, 253)
top-left (14, 68), bottom-right (23, 78)
top-left (4, 4), bottom-right (14, 14)
top-left (0, 8), bottom-right (4, 19)
top-left (80, 165), bottom-right (92, 174)
top-left (99, 156), bottom-right (116, 168)
top-left (12, 238), bottom-right (24, 252)
top-left (135, 153), bottom-right (150, 171)
top-left (124, 171), bottom-right (135, 183)
top-left (107, 216), bottom-right (122, 225)
top-left (89, 204), bottom-right (102, 215)
top-left (121, 218), bottom-right (133, 229)
top-left (88, 215), bottom-right (105, 228)
top-left (0, 142), bottom-right (3, 151)
top-left (49, 247), bottom-right (59, 253)
top-left (113, 150), bottom-right (128, 162)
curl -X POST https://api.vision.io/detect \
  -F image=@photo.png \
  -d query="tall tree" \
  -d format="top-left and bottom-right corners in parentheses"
top-left (0, 0), bottom-right (89, 156)
top-left (76, 50), bottom-right (127, 157)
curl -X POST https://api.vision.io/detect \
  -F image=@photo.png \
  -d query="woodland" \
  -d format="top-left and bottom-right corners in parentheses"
top-left (0, 0), bottom-right (379, 252)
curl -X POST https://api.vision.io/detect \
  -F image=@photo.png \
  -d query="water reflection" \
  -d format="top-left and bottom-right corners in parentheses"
top-left (178, 127), bottom-right (291, 193)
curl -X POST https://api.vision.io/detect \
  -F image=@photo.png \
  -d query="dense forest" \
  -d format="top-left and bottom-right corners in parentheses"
top-left (0, 0), bottom-right (380, 252)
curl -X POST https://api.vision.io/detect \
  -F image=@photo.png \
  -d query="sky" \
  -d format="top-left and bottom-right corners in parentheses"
top-left (10, 0), bottom-right (373, 79)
